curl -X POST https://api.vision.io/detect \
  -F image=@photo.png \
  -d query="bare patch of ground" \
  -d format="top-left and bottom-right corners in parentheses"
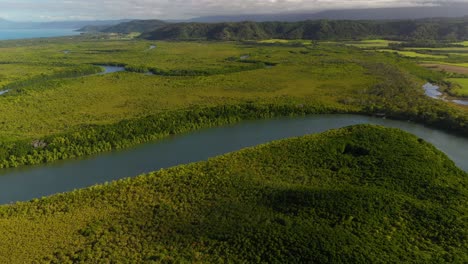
top-left (420, 63), bottom-right (468, 74)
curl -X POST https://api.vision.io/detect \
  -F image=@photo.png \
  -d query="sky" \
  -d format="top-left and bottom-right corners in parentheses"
top-left (0, 0), bottom-right (461, 21)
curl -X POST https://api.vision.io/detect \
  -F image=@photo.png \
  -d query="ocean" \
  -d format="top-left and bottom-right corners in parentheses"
top-left (0, 28), bottom-right (80, 40)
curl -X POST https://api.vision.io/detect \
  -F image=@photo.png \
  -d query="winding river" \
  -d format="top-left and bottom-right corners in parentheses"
top-left (0, 114), bottom-right (466, 204)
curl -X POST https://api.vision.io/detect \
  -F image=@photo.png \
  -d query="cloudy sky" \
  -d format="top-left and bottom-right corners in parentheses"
top-left (0, 0), bottom-right (459, 21)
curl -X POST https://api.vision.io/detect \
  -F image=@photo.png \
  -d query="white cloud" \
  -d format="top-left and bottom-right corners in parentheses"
top-left (0, 0), bottom-right (463, 21)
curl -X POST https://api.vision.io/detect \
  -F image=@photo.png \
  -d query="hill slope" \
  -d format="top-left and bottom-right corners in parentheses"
top-left (0, 125), bottom-right (466, 263)
top-left (78, 19), bottom-right (167, 33)
top-left (101, 19), bottom-right (167, 34)
top-left (140, 18), bottom-right (468, 41)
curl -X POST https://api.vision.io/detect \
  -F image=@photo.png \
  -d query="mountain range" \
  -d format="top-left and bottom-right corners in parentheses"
top-left (0, 19), bottom-right (130, 29)
top-left (3, 3), bottom-right (468, 32)
top-left (186, 4), bottom-right (468, 23)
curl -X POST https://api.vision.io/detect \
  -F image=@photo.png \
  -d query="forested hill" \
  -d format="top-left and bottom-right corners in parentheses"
top-left (138, 18), bottom-right (468, 41)
top-left (78, 19), bottom-right (167, 33)
top-left (100, 19), bottom-right (167, 34)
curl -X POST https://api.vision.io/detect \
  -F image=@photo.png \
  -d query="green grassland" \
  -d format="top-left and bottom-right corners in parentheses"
top-left (455, 41), bottom-right (468, 47)
top-left (258, 39), bottom-right (313, 45)
top-left (376, 49), bottom-right (448, 59)
top-left (0, 125), bottom-right (466, 263)
top-left (344, 39), bottom-right (400, 48)
top-left (448, 78), bottom-right (468, 97)
top-left (437, 62), bottom-right (468, 68)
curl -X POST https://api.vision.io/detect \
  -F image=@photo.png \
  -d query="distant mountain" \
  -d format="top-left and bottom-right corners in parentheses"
top-left (0, 18), bottom-right (16, 26)
top-left (84, 19), bottom-right (167, 34)
top-left (188, 3), bottom-right (468, 22)
top-left (66, 3), bottom-right (468, 37)
top-left (140, 18), bottom-right (468, 41)
top-left (76, 25), bottom-right (112, 32)
top-left (38, 20), bottom-right (131, 29)
top-left (0, 19), bottom-right (130, 29)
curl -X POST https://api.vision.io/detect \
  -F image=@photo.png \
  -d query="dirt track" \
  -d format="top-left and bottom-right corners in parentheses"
top-left (420, 63), bottom-right (468, 74)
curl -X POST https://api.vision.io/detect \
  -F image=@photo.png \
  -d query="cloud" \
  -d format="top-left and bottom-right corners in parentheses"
top-left (0, 0), bottom-right (463, 21)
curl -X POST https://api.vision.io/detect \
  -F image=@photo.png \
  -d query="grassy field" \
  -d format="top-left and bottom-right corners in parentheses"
top-left (0, 125), bottom-right (465, 263)
top-left (455, 41), bottom-right (468, 47)
top-left (258, 39), bottom-right (313, 45)
top-left (438, 62), bottom-right (468, 68)
top-left (448, 78), bottom-right (468, 97)
top-left (376, 49), bottom-right (448, 59)
top-left (420, 63), bottom-right (468, 75)
top-left (344, 39), bottom-right (400, 48)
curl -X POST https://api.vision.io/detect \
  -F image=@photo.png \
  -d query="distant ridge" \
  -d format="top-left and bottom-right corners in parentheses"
top-left (188, 3), bottom-right (468, 22)
top-left (0, 19), bottom-right (130, 29)
top-left (139, 18), bottom-right (468, 41)
top-left (99, 19), bottom-right (167, 34)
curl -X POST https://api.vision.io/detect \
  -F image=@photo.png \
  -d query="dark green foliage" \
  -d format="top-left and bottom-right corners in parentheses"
top-left (124, 64), bottom-right (149, 73)
top-left (139, 18), bottom-right (468, 41)
top-left (99, 19), bottom-right (167, 34)
top-left (2, 64), bottom-right (102, 94)
top-left (0, 125), bottom-right (466, 263)
top-left (146, 58), bottom-right (274, 76)
top-left (389, 42), bottom-right (464, 49)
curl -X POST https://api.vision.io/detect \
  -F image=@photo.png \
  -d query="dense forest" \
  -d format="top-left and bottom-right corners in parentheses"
top-left (100, 19), bottom-right (167, 34)
top-left (0, 125), bottom-right (466, 262)
top-left (123, 18), bottom-right (468, 41)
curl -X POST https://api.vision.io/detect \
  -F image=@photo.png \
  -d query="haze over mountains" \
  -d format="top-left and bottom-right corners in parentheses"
top-left (0, 19), bottom-right (129, 29)
top-left (2, 3), bottom-right (468, 30)
top-left (187, 4), bottom-right (468, 23)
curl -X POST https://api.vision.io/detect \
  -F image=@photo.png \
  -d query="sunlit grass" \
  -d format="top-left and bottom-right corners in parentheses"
top-left (376, 49), bottom-right (447, 59)
top-left (448, 78), bottom-right (468, 97)
top-left (258, 39), bottom-right (313, 44)
top-left (345, 39), bottom-right (401, 48)
top-left (454, 41), bottom-right (468, 47)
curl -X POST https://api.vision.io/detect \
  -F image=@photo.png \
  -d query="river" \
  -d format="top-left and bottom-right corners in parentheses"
top-left (0, 114), bottom-right (466, 204)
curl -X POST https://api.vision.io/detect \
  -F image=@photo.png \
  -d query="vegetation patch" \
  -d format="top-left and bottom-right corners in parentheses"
top-left (376, 49), bottom-right (447, 59)
top-left (448, 78), bottom-right (468, 97)
top-left (420, 63), bottom-right (468, 75)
